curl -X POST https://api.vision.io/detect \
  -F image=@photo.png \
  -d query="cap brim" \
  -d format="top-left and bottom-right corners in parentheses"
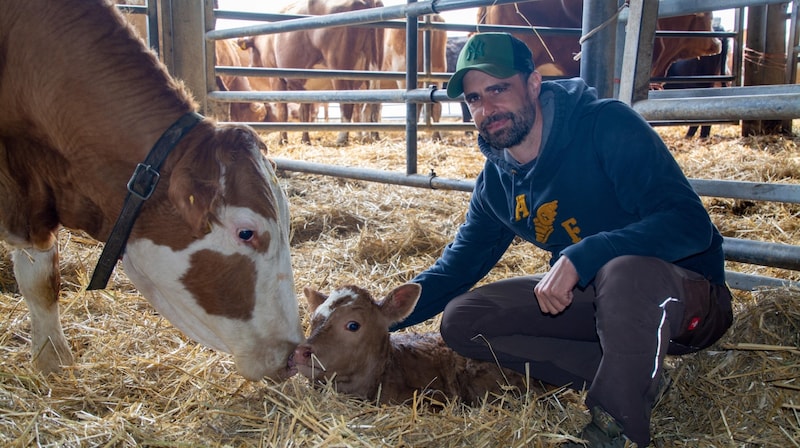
top-left (446, 64), bottom-right (521, 98)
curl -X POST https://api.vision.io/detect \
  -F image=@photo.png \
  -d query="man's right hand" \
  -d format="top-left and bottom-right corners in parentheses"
top-left (534, 255), bottom-right (579, 315)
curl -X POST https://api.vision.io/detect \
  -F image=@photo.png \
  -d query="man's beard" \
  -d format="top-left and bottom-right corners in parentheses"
top-left (478, 101), bottom-right (537, 149)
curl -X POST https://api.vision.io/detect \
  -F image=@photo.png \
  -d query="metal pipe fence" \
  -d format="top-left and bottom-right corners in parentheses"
top-left (166, 0), bottom-right (800, 290)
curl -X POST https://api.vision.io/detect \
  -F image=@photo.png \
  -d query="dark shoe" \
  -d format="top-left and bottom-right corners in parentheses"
top-left (564, 372), bottom-right (671, 446)
top-left (563, 407), bottom-right (637, 447)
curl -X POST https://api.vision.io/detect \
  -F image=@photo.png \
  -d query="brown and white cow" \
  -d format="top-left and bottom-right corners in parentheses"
top-left (290, 284), bottom-right (529, 405)
top-left (215, 39), bottom-right (269, 123)
top-left (477, 1), bottom-right (720, 79)
top-left (238, 36), bottom-right (327, 128)
top-left (650, 13), bottom-right (723, 78)
top-left (0, 0), bottom-right (303, 381)
top-left (245, 0), bottom-right (384, 146)
top-left (378, 14), bottom-right (448, 141)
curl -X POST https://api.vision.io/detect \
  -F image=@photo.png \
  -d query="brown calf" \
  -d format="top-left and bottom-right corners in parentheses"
top-left (291, 283), bottom-right (529, 405)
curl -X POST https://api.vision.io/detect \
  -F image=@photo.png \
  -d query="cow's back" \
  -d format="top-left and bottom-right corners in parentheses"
top-left (478, 1), bottom-right (582, 76)
top-left (0, 0), bottom-right (189, 138)
top-left (0, 0), bottom-right (192, 246)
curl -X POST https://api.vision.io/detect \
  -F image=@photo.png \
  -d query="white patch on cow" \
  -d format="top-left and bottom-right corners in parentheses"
top-left (314, 287), bottom-right (359, 320)
top-left (218, 165), bottom-right (228, 194)
top-left (124, 202), bottom-right (302, 380)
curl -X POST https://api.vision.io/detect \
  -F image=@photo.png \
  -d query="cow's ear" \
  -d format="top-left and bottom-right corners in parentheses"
top-left (237, 37), bottom-right (252, 51)
top-left (167, 131), bottom-right (222, 238)
top-left (379, 283), bottom-right (422, 324)
top-left (303, 287), bottom-right (327, 312)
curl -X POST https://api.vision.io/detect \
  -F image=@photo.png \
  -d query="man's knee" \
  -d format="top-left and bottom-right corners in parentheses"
top-left (595, 255), bottom-right (684, 298)
top-left (594, 256), bottom-right (679, 329)
top-left (440, 295), bottom-right (476, 353)
top-left (597, 255), bottom-right (666, 283)
top-left (441, 290), bottom-right (501, 359)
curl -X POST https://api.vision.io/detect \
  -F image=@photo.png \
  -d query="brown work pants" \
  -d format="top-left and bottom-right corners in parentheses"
top-left (440, 255), bottom-right (733, 445)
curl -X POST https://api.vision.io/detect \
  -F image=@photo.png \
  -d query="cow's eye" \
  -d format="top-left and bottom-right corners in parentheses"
top-left (238, 229), bottom-right (255, 241)
top-left (346, 321), bottom-right (360, 332)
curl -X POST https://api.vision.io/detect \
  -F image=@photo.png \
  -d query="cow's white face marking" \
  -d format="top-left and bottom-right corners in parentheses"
top-left (313, 287), bottom-right (359, 321)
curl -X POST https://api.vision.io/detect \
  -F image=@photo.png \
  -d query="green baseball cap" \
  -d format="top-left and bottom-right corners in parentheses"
top-left (446, 32), bottom-right (535, 98)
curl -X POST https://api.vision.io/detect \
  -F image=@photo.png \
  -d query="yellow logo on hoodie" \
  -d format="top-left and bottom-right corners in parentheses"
top-left (534, 200), bottom-right (558, 243)
top-left (515, 194), bottom-right (530, 221)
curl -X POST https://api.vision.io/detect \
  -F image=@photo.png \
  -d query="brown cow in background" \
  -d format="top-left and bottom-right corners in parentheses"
top-left (244, 0), bottom-right (384, 145)
top-left (477, 1), bottom-right (720, 79)
top-left (214, 39), bottom-right (268, 122)
top-left (650, 13), bottom-right (722, 78)
top-left (239, 36), bottom-right (327, 128)
top-left (377, 14), bottom-right (448, 141)
top-left (477, 0), bottom-right (584, 76)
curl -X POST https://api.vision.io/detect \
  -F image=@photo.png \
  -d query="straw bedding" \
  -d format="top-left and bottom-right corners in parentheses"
top-left (0, 123), bottom-right (798, 447)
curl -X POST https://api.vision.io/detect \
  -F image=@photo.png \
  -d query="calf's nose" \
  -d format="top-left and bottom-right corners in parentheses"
top-left (294, 344), bottom-right (313, 360)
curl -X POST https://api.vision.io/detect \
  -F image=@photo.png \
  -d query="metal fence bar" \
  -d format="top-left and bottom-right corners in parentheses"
top-left (273, 158), bottom-right (474, 191)
top-left (215, 66), bottom-right (451, 83)
top-left (690, 179), bottom-right (800, 204)
top-left (249, 122), bottom-right (477, 132)
top-left (634, 92), bottom-right (800, 121)
top-left (653, 0), bottom-right (792, 18)
top-left (208, 87), bottom-right (438, 103)
top-left (207, 0), bottom-right (529, 40)
top-left (214, 9), bottom-right (476, 35)
top-left (725, 271), bottom-right (800, 290)
top-left (723, 238), bottom-right (800, 271)
top-left (648, 84), bottom-right (800, 98)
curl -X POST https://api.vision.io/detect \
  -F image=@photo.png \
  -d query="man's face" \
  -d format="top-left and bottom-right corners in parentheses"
top-left (462, 70), bottom-right (538, 149)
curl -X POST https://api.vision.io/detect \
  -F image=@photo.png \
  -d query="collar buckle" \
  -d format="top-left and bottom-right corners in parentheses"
top-left (127, 163), bottom-right (161, 200)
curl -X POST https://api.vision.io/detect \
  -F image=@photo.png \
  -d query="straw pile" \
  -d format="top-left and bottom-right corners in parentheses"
top-left (0, 122), bottom-right (798, 447)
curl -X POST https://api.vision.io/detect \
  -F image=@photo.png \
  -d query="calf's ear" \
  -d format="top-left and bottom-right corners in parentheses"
top-left (303, 287), bottom-right (328, 312)
top-left (379, 283), bottom-right (422, 324)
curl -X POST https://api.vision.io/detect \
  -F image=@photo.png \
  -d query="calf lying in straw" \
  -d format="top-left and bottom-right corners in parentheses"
top-left (290, 283), bottom-right (528, 405)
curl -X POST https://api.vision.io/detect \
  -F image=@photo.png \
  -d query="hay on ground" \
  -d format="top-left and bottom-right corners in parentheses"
top-left (0, 123), bottom-right (798, 447)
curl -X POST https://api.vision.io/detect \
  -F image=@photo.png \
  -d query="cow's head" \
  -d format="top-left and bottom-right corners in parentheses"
top-left (290, 283), bottom-right (421, 395)
top-left (122, 123), bottom-right (302, 381)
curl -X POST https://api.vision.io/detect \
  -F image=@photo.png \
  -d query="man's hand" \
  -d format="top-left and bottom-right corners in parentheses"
top-left (534, 255), bottom-right (579, 315)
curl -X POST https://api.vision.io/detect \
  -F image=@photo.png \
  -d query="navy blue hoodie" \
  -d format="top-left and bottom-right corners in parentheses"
top-left (396, 78), bottom-right (725, 330)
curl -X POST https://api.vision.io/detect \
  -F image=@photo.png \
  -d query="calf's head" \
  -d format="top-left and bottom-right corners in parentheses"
top-left (292, 283), bottom-right (421, 395)
top-left (122, 123), bottom-right (302, 381)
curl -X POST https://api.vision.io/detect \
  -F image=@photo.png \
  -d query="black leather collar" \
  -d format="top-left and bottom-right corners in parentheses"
top-left (87, 111), bottom-right (204, 290)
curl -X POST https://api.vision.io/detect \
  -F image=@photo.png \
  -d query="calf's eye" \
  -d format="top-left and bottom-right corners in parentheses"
top-left (238, 229), bottom-right (254, 241)
top-left (346, 321), bottom-right (360, 332)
